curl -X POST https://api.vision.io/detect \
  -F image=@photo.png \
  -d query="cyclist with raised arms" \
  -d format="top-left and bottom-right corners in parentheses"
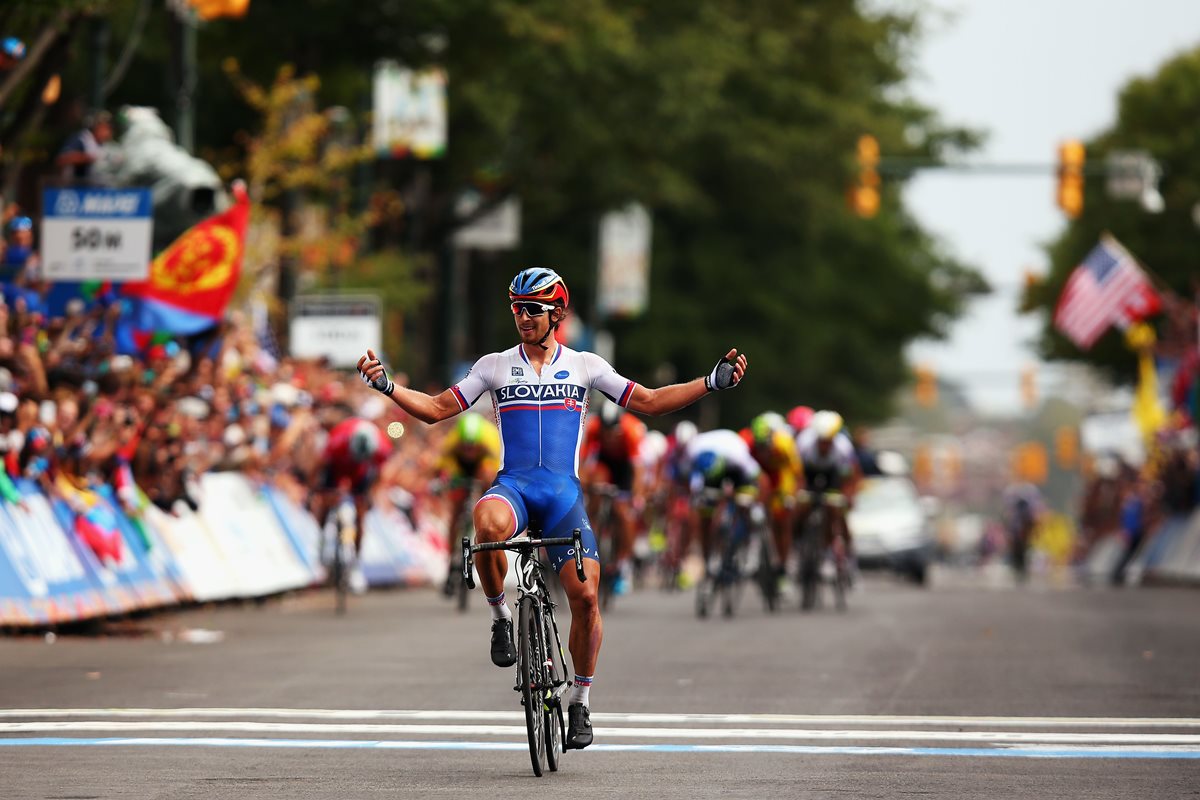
top-left (795, 410), bottom-right (861, 567)
top-left (358, 267), bottom-right (746, 751)
top-left (435, 412), bottom-right (501, 595)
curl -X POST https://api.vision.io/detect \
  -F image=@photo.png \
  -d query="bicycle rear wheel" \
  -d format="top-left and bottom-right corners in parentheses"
top-left (755, 532), bottom-right (778, 613)
top-left (797, 524), bottom-right (821, 612)
top-left (518, 596), bottom-right (546, 776)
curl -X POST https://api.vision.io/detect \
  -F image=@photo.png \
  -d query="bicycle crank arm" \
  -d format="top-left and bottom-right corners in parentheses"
top-left (573, 528), bottom-right (586, 583)
top-left (461, 537), bottom-right (475, 590)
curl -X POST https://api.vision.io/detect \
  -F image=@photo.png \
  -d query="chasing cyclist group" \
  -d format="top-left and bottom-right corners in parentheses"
top-left (343, 267), bottom-right (860, 752)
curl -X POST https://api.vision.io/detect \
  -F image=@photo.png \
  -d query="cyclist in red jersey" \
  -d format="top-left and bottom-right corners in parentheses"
top-left (312, 416), bottom-right (393, 590)
top-left (582, 401), bottom-right (646, 595)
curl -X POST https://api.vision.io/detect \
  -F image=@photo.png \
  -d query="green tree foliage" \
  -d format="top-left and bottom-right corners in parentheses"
top-left (1026, 46), bottom-right (1200, 383)
top-left (13, 0), bottom-right (986, 424)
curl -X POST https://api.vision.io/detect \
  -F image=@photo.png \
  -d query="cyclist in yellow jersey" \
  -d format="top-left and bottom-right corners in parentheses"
top-left (436, 412), bottom-right (501, 594)
top-left (741, 412), bottom-right (802, 581)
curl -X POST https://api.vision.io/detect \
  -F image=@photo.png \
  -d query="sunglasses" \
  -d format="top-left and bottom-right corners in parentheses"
top-left (511, 301), bottom-right (556, 317)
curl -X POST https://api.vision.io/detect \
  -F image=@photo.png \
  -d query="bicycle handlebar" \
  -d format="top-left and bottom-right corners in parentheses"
top-left (462, 528), bottom-right (587, 589)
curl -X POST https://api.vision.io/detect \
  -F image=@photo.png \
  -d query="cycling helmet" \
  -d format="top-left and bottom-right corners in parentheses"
top-left (509, 267), bottom-right (569, 308)
top-left (749, 412), bottom-right (784, 445)
top-left (693, 451), bottom-right (725, 481)
top-left (456, 412), bottom-right (485, 445)
top-left (348, 421), bottom-right (379, 463)
top-left (598, 400), bottom-right (623, 428)
top-left (1, 38), bottom-right (25, 62)
top-left (811, 410), bottom-right (844, 440)
top-left (642, 430), bottom-right (668, 462)
top-left (673, 420), bottom-right (698, 448)
top-left (787, 405), bottom-right (815, 432)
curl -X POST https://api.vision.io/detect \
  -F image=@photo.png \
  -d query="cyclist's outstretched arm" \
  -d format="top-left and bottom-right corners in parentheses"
top-left (626, 348), bottom-right (748, 416)
top-left (357, 349), bottom-right (461, 424)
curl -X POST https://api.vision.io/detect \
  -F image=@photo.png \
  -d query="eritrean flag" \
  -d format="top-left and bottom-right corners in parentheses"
top-left (116, 181), bottom-right (249, 353)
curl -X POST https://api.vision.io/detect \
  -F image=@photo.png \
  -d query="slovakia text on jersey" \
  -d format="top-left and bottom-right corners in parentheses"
top-left (450, 343), bottom-right (637, 477)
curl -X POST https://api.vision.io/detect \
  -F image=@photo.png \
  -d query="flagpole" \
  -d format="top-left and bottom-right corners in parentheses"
top-left (1102, 230), bottom-right (1174, 295)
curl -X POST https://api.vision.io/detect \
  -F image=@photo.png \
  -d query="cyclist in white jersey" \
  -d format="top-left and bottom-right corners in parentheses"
top-left (684, 429), bottom-right (765, 565)
top-left (358, 267), bottom-right (747, 750)
top-left (795, 410), bottom-right (860, 560)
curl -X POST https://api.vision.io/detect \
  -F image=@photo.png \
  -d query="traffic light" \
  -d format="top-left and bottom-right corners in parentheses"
top-left (1020, 365), bottom-right (1037, 410)
top-left (1056, 139), bottom-right (1085, 218)
top-left (849, 134), bottom-right (880, 218)
top-left (1012, 442), bottom-right (1048, 485)
top-left (914, 364), bottom-right (937, 408)
top-left (189, 0), bottom-right (250, 20)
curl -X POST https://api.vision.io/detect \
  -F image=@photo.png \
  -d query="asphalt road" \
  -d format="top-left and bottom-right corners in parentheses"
top-left (2, 570), bottom-right (1199, 799)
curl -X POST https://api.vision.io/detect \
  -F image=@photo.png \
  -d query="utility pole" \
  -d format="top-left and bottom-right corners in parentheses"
top-left (88, 14), bottom-right (109, 111)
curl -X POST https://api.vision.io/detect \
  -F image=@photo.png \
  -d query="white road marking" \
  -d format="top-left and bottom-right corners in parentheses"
top-left (2, 737), bottom-right (1199, 759)
top-left (1, 720), bottom-right (1199, 745)
top-left (4, 709), bottom-right (1200, 760)
top-left (2, 708), bottom-right (1198, 728)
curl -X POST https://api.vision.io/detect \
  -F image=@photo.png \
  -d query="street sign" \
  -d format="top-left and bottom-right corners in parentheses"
top-left (453, 192), bottom-right (521, 250)
top-left (289, 294), bottom-right (382, 367)
top-left (597, 203), bottom-right (652, 318)
top-left (372, 61), bottom-right (447, 159)
top-left (41, 187), bottom-right (154, 281)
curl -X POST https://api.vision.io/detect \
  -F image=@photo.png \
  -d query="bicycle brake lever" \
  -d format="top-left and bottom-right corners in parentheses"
top-left (461, 536), bottom-right (475, 590)
top-left (573, 528), bottom-right (586, 584)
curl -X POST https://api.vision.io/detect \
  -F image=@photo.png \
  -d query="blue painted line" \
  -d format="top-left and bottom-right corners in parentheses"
top-left (0, 738), bottom-right (1199, 760)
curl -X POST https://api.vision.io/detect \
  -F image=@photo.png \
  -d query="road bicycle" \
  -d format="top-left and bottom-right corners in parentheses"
top-left (695, 487), bottom-right (775, 618)
top-left (795, 488), bottom-right (849, 612)
top-left (462, 528), bottom-right (586, 777)
top-left (442, 478), bottom-right (482, 612)
top-left (587, 483), bottom-right (621, 610)
top-left (321, 487), bottom-right (358, 616)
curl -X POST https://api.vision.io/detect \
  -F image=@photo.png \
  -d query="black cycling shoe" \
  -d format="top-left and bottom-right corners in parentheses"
top-left (489, 618), bottom-right (516, 667)
top-left (565, 703), bottom-right (593, 750)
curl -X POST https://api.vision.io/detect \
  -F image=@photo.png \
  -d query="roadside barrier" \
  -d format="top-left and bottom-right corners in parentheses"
top-left (1137, 510), bottom-right (1200, 585)
top-left (0, 474), bottom-right (444, 627)
top-left (1082, 509), bottom-right (1200, 587)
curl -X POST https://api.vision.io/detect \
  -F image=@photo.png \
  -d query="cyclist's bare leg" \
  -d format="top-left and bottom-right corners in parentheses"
top-left (473, 497), bottom-right (517, 597)
top-left (771, 510), bottom-right (792, 573)
top-left (560, 558), bottom-right (603, 677)
top-left (615, 500), bottom-right (636, 564)
top-left (353, 493), bottom-right (371, 554)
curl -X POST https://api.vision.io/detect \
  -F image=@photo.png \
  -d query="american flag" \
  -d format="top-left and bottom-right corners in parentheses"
top-left (1053, 237), bottom-right (1161, 350)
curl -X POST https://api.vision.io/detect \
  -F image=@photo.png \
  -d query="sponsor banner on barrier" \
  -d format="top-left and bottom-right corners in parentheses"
top-left (48, 479), bottom-right (177, 615)
top-left (0, 470), bottom-right (445, 627)
top-left (0, 487), bottom-right (111, 624)
top-left (197, 474), bottom-right (312, 597)
top-left (144, 504), bottom-right (242, 603)
top-left (362, 507), bottom-right (443, 588)
top-left (263, 488), bottom-right (324, 585)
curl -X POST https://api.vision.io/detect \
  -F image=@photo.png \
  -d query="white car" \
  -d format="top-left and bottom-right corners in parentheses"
top-left (847, 475), bottom-right (936, 584)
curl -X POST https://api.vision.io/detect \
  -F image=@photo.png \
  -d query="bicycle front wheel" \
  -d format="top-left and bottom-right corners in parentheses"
top-left (542, 608), bottom-right (564, 772)
top-left (518, 596), bottom-right (546, 777)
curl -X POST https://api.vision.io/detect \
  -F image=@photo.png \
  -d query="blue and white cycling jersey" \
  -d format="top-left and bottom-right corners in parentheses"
top-left (451, 343), bottom-right (637, 479)
top-left (450, 342), bottom-right (637, 569)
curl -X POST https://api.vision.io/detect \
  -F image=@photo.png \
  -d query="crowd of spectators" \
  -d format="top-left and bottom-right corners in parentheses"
top-left (0, 259), bottom-right (450, 543)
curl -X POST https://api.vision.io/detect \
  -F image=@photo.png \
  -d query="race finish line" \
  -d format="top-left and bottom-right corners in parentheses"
top-left (1, 709), bottom-right (1198, 761)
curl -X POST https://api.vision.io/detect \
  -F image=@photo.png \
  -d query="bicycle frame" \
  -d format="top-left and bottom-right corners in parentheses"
top-left (462, 529), bottom-right (586, 776)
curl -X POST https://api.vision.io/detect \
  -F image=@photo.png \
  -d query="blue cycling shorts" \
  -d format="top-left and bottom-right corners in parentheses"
top-left (478, 467), bottom-right (599, 574)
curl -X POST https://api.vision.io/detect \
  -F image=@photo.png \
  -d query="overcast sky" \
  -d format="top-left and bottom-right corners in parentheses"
top-left (901, 0), bottom-right (1200, 414)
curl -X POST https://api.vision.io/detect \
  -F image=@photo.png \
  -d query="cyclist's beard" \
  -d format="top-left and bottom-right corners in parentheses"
top-left (515, 315), bottom-right (547, 345)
